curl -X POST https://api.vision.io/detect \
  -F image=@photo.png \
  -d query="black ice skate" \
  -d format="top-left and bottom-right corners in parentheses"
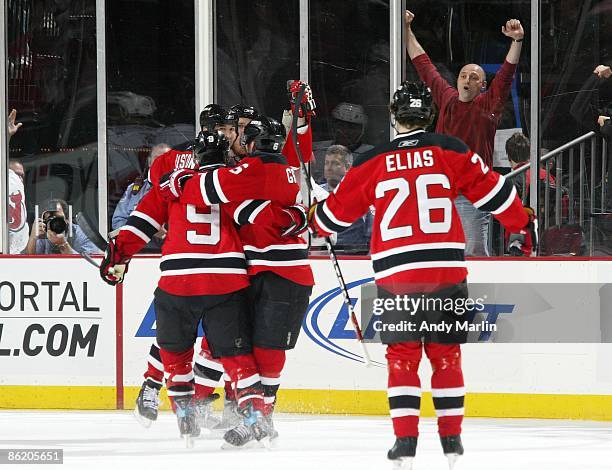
top-left (174, 396), bottom-right (201, 448)
top-left (387, 437), bottom-right (417, 470)
top-left (195, 393), bottom-right (221, 431)
top-left (133, 379), bottom-right (161, 428)
top-left (440, 435), bottom-right (464, 470)
top-left (222, 403), bottom-right (269, 449)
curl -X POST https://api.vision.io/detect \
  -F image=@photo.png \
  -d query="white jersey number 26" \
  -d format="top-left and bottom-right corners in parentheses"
top-left (375, 175), bottom-right (452, 242)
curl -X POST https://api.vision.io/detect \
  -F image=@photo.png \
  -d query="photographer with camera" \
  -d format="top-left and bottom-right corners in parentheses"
top-left (25, 199), bottom-right (100, 255)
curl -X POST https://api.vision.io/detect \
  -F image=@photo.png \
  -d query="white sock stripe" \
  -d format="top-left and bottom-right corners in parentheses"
top-left (390, 408), bottom-right (420, 418)
top-left (431, 387), bottom-right (466, 398)
top-left (260, 376), bottom-right (281, 386)
top-left (435, 407), bottom-right (465, 417)
top-left (222, 373), bottom-right (231, 382)
top-left (194, 376), bottom-right (222, 388)
top-left (237, 394), bottom-right (262, 405)
top-left (264, 396), bottom-right (276, 404)
top-left (148, 356), bottom-right (164, 373)
top-left (387, 386), bottom-right (422, 398)
top-left (167, 389), bottom-right (195, 397)
top-left (171, 372), bottom-right (195, 383)
top-left (194, 355), bottom-right (225, 372)
top-left (236, 374), bottom-right (261, 390)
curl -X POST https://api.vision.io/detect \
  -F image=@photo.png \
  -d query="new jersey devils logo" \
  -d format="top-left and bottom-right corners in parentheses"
top-left (9, 191), bottom-right (25, 231)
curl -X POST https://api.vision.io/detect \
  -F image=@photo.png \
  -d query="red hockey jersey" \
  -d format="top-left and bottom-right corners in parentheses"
top-left (312, 129), bottom-right (528, 293)
top-left (117, 158), bottom-right (248, 296)
top-left (178, 152), bottom-right (313, 286)
top-left (148, 142), bottom-right (198, 186)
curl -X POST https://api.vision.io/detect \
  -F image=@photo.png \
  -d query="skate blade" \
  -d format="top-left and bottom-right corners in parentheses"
top-left (132, 408), bottom-right (153, 428)
top-left (221, 439), bottom-right (264, 451)
top-left (183, 435), bottom-right (195, 449)
top-left (392, 457), bottom-right (413, 470)
top-left (446, 453), bottom-right (460, 470)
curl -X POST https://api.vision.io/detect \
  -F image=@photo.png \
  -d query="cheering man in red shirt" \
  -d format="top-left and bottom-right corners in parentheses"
top-left (405, 10), bottom-right (524, 257)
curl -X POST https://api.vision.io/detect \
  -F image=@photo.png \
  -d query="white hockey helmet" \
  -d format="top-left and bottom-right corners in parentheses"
top-left (331, 102), bottom-right (368, 126)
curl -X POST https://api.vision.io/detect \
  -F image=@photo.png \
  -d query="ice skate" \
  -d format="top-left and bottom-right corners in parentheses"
top-left (440, 435), bottom-right (464, 469)
top-left (195, 393), bottom-right (221, 432)
top-left (214, 396), bottom-right (241, 430)
top-left (174, 396), bottom-right (200, 448)
top-left (387, 437), bottom-right (417, 470)
top-left (133, 380), bottom-right (160, 428)
top-left (222, 404), bottom-right (269, 449)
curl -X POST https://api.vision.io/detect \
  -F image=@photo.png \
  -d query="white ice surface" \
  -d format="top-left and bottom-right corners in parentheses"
top-left (0, 411), bottom-right (611, 470)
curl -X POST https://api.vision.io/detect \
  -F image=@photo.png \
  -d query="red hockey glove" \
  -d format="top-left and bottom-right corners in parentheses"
top-left (159, 169), bottom-right (196, 202)
top-left (288, 80), bottom-right (316, 119)
top-left (507, 207), bottom-right (538, 257)
top-left (99, 237), bottom-right (130, 286)
top-left (281, 204), bottom-right (309, 237)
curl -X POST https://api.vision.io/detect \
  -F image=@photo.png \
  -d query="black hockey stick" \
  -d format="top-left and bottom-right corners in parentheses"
top-left (290, 83), bottom-right (372, 367)
top-left (75, 212), bottom-right (109, 251)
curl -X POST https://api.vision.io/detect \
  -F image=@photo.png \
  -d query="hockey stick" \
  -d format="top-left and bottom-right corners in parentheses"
top-left (290, 83), bottom-right (372, 367)
top-left (75, 212), bottom-right (109, 251)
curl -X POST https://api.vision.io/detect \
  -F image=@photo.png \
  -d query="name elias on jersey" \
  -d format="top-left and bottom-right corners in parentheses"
top-left (385, 149), bottom-right (434, 173)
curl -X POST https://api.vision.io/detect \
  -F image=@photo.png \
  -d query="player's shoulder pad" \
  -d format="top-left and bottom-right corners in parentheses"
top-left (251, 151), bottom-right (288, 165)
top-left (418, 132), bottom-right (470, 154)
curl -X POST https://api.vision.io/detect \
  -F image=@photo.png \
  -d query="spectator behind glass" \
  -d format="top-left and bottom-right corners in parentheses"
top-left (111, 143), bottom-right (171, 241)
top-left (594, 65), bottom-right (612, 138)
top-left (7, 109), bottom-right (28, 253)
top-left (321, 145), bottom-right (372, 250)
top-left (312, 103), bottom-right (373, 183)
top-left (25, 199), bottom-right (100, 255)
top-left (405, 10), bottom-right (524, 256)
top-left (506, 132), bottom-right (555, 202)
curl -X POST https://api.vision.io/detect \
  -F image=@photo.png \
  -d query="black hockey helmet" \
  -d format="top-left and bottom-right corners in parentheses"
top-left (240, 115), bottom-right (286, 153)
top-left (194, 130), bottom-right (230, 167)
top-left (390, 81), bottom-right (434, 124)
top-left (230, 104), bottom-right (259, 121)
top-left (199, 104), bottom-right (226, 131)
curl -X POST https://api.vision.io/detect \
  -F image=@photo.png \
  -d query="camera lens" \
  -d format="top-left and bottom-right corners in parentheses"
top-left (46, 216), bottom-right (67, 234)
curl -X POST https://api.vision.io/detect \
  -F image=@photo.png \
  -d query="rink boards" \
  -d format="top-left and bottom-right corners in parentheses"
top-left (0, 255), bottom-right (612, 420)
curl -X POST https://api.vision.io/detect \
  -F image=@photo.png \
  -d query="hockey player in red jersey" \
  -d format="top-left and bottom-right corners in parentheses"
top-left (161, 115), bottom-right (314, 444)
top-left (309, 81), bottom-right (536, 469)
top-left (128, 104), bottom-right (235, 430)
top-left (132, 86), bottom-right (317, 434)
top-left (100, 129), bottom-right (295, 448)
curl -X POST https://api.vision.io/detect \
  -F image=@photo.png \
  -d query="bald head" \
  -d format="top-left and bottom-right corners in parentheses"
top-left (149, 143), bottom-right (171, 165)
top-left (457, 64), bottom-right (486, 102)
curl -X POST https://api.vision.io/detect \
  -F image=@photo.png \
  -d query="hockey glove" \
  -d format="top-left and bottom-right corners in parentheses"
top-left (100, 237), bottom-right (130, 286)
top-left (507, 207), bottom-right (538, 257)
top-left (307, 201), bottom-right (321, 237)
top-left (281, 204), bottom-right (309, 237)
top-left (159, 169), bottom-right (196, 202)
top-left (288, 80), bottom-right (316, 119)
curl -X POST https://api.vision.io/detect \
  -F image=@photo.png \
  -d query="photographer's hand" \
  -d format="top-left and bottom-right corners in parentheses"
top-left (25, 219), bottom-right (45, 254)
top-left (47, 230), bottom-right (72, 254)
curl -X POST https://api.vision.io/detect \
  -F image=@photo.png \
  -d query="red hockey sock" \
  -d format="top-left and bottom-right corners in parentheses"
top-left (194, 337), bottom-right (224, 400)
top-left (219, 354), bottom-right (264, 413)
top-left (143, 341), bottom-right (164, 386)
top-left (224, 379), bottom-right (235, 401)
top-left (253, 347), bottom-right (286, 415)
top-left (159, 347), bottom-right (195, 412)
top-left (386, 342), bottom-right (423, 438)
top-left (425, 343), bottom-right (464, 437)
